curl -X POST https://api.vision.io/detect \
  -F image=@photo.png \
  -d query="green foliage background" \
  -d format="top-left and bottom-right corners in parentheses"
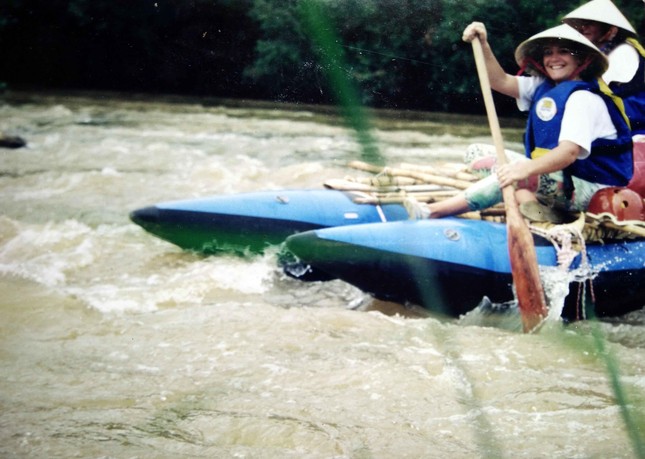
top-left (1, 0), bottom-right (643, 115)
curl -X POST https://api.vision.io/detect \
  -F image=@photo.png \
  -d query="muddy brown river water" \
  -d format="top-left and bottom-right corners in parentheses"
top-left (1, 91), bottom-right (644, 458)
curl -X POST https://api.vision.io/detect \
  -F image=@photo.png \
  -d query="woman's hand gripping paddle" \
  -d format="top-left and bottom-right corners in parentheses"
top-left (471, 36), bottom-right (548, 332)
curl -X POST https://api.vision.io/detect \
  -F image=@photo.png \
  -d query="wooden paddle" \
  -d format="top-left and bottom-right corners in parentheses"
top-left (471, 36), bottom-right (548, 332)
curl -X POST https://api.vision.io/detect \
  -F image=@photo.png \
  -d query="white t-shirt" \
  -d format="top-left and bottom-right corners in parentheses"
top-left (604, 43), bottom-right (639, 84)
top-left (516, 75), bottom-right (617, 159)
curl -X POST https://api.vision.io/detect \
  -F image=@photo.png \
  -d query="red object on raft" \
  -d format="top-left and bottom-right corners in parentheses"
top-left (588, 141), bottom-right (645, 221)
top-left (588, 187), bottom-right (645, 220)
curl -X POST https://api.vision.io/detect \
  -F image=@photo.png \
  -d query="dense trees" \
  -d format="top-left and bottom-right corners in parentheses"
top-left (1, 0), bottom-right (643, 115)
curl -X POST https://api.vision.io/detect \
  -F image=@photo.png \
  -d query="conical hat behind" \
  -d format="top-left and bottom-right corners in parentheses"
top-left (563, 0), bottom-right (636, 35)
top-left (514, 24), bottom-right (608, 76)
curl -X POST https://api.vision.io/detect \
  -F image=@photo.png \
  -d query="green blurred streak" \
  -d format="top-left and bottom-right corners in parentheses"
top-left (591, 322), bottom-right (645, 458)
top-left (299, 2), bottom-right (501, 457)
top-left (298, 0), bottom-right (383, 165)
top-left (582, 290), bottom-right (645, 458)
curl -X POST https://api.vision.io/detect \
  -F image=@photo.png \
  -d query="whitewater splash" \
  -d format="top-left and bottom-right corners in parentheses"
top-left (0, 216), bottom-right (278, 314)
top-left (457, 263), bottom-right (600, 331)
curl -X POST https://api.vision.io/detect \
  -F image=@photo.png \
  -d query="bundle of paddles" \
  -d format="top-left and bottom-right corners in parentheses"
top-left (324, 150), bottom-right (645, 242)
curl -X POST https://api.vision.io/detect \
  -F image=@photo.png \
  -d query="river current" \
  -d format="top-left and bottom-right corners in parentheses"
top-left (1, 91), bottom-right (644, 458)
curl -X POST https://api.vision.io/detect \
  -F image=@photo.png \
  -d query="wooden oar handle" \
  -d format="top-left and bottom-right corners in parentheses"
top-left (471, 37), bottom-right (508, 167)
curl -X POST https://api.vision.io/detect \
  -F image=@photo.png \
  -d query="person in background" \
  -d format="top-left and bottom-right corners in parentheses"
top-left (563, 0), bottom-right (645, 137)
top-left (410, 23), bottom-right (633, 220)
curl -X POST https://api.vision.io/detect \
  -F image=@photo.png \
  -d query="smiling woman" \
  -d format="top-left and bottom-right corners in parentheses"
top-left (416, 23), bottom-right (633, 226)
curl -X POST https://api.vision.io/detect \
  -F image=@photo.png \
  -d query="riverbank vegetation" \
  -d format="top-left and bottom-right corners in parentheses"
top-left (2, 0), bottom-right (643, 115)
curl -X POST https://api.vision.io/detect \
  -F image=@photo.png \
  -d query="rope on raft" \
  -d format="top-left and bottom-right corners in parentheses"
top-left (528, 213), bottom-right (588, 271)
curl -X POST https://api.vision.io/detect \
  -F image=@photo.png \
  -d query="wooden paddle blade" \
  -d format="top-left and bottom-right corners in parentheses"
top-left (505, 196), bottom-right (548, 332)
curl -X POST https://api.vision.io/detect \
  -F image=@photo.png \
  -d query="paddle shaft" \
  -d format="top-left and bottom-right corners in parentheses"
top-left (471, 37), bottom-right (547, 332)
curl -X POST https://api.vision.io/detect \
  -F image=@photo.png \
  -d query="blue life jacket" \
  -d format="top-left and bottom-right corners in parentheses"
top-left (609, 38), bottom-right (645, 135)
top-left (524, 79), bottom-right (633, 188)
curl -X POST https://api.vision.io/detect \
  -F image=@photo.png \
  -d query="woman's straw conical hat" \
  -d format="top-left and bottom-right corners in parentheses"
top-left (514, 24), bottom-right (608, 77)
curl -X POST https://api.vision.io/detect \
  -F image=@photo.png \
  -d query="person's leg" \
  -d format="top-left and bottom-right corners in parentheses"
top-left (427, 174), bottom-right (503, 218)
top-left (465, 143), bottom-right (527, 178)
top-left (426, 194), bottom-right (471, 218)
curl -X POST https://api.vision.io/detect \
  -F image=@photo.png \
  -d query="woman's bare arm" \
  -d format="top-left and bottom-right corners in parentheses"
top-left (462, 22), bottom-right (519, 99)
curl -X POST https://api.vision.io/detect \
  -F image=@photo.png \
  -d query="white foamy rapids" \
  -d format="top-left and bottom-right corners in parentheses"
top-left (0, 217), bottom-right (95, 286)
top-left (0, 216), bottom-right (277, 314)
